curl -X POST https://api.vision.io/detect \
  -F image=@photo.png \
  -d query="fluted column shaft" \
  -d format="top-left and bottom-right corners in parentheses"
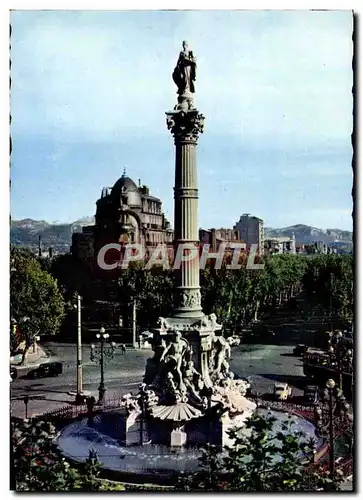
top-left (173, 140), bottom-right (201, 316)
top-left (166, 108), bottom-right (205, 319)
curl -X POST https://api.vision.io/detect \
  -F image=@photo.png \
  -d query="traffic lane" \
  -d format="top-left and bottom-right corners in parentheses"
top-left (10, 356), bottom-right (151, 411)
top-left (42, 342), bottom-right (152, 365)
top-left (11, 371), bottom-right (145, 418)
top-left (230, 344), bottom-right (304, 377)
top-left (10, 365), bottom-right (147, 397)
top-left (230, 344), bottom-right (305, 397)
top-left (44, 343), bottom-right (303, 378)
top-left (12, 344), bottom-right (306, 401)
top-left (10, 379), bottom-right (143, 419)
top-left (11, 377), bottom-right (143, 400)
top-left (11, 344), bottom-right (306, 417)
top-left (12, 351), bottom-right (153, 388)
top-left (12, 344), bottom-right (303, 393)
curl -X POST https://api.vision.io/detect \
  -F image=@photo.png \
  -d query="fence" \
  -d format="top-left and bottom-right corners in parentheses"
top-left (42, 396), bottom-right (125, 423)
top-left (252, 398), bottom-right (315, 420)
top-left (23, 395), bottom-right (354, 491)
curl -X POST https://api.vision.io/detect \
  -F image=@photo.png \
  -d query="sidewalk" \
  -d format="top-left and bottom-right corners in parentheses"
top-left (11, 344), bottom-right (49, 374)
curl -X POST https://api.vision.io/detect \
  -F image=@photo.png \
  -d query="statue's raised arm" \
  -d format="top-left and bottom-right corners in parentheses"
top-left (172, 41), bottom-right (197, 97)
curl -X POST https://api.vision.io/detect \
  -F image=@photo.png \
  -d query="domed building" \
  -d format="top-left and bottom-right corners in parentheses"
top-left (71, 170), bottom-right (173, 267)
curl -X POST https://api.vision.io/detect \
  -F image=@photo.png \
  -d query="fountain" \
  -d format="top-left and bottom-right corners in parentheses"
top-left (127, 40), bottom-right (256, 449)
top-left (56, 42), bottom-right (323, 484)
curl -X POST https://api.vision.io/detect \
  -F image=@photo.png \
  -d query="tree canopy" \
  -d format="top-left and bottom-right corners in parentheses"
top-left (44, 250), bottom-right (353, 336)
top-left (11, 417), bottom-right (125, 492)
top-left (10, 246), bottom-right (65, 352)
top-left (176, 412), bottom-right (345, 492)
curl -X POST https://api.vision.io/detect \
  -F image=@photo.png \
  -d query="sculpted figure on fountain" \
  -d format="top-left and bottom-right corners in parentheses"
top-left (183, 359), bottom-right (203, 403)
top-left (211, 334), bottom-right (232, 379)
top-left (159, 331), bottom-right (188, 392)
top-left (157, 317), bottom-right (170, 331)
top-left (121, 392), bottom-right (142, 426)
top-left (139, 383), bottom-right (160, 409)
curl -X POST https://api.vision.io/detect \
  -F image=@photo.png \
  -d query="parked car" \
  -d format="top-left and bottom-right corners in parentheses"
top-left (26, 362), bottom-right (63, 379)
top-left (304, 385), bottom-right (319, 403)
top-left (293, 344), bottom-right (307, 356)
top-left (274, 382), bottom-right (292, 400)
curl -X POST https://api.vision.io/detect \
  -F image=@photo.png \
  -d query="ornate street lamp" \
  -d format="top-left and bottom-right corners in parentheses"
top-left (23, 395), bottom-right (29, 419)
top-left (314, 378), bottom-right (351, 478)
top-left (90, 327), bottom-right (116, 404)
top-left (73, 293), bottom-right (84, 404)
top-left (327, 330), bottom-right (346, 390)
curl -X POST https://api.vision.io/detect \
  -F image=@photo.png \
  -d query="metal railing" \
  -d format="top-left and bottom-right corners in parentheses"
top-left (42, 396), bottom-right (124, 421)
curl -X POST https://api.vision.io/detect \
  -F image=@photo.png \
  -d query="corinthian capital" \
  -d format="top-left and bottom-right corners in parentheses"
top-left (166, 109), bottom-right (205, 143)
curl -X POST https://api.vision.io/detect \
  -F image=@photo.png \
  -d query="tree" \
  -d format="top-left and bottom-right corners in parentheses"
top-left (50, 253), bottom-right (94, 302)
top-left (11, 417), bottom-right (125, 492)
top-left (200, 254), bottom-right (307, 335)
top-left (10, 246), bottom-right (65, 361)
top-left (175, 413), bottom-right (345, 492)
top-left (117, 262), bottom-right (174, 328)
top-left (302, 255), bottom-right (353, 325)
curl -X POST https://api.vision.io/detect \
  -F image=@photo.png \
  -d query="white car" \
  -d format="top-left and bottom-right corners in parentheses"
top-left (274, 382), bottom-right (292, 401)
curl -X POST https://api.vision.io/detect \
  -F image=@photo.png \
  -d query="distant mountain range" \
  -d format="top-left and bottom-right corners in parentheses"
top-left (10, 218), bottom-right (353, 254)
top-left (10, 217), bottom-right (95, 254)
top-left (264, 224), bottom-right (353, 245)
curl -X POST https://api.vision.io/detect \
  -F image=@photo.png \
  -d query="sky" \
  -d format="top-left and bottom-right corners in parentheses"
top-left (10, 9), bottom-right (354, 230)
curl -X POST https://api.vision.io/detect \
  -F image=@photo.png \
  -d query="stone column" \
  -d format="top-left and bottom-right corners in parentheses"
top-left (166, 108), bottom-right (205, 320)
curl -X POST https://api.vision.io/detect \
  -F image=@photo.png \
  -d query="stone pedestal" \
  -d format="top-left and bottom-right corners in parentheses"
top-left (171, 428), bottom-right (187, 447)
top-left (124, 417), bottom-right (141, 446)
top-left (151, 321), bottom-right (220, 390)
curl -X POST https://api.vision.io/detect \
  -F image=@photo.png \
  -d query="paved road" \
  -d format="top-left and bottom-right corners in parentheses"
top-left (230, 344), bottom-right (305, 397)
top-left (10, 342), bottom-right (305, 418)
top-left (10, 343), bottom-right (151, 417)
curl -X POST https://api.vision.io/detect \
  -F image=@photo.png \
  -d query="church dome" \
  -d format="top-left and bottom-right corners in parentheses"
top-left (111, 174), bottom-right (138, 194)
top-left (111, 172), bottom-right (142, 207)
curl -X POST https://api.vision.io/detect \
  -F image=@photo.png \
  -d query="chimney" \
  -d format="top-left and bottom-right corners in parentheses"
top-left (138, 179), bottom-right (141, 187)
top-left (49, 247), bottom-right (53, 259)
top-left (211, 228), bottom-right (217, 252)
top-left (38, 235), bottom-right (42, 257)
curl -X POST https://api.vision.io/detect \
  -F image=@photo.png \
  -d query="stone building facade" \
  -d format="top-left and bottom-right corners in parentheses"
top-left (199, 227), bottom-right (241, 251)
top-left (264, 234), bottom-right (296, 255)
top-left (233, 213), bottom-right (264, 255)
top-left (71, 172), bottom-right (173, 265)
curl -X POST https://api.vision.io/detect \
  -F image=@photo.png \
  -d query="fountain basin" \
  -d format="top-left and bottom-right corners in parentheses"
top-left (55, 408), bottom-right (324, 485)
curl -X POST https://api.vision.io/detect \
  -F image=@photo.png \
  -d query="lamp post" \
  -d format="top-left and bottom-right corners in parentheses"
top-left (346, 349), bottom-right (353, 374)
top-left (327, 379), bottom-right (335, 478)
top-left (139, 394), bottom-right (144, 446)
top-left (23, 395), bottom-right (29, 419)
top-left (329, 273), bottom-right (334, 333)
top-left (90, 327), bottom-right (116, 404)
top-left (344, 348), bottom-right (353, 399)
top-left (328, 330), bottom-right (344, 390)
top-left (132, 299), bottom-right (137, 349)
top-left (73, 294), bottom-right (84, 404)
top-left (206, 386), bottom-right (213, 445)
top-left (314, 378), bottom-right (351, 479)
